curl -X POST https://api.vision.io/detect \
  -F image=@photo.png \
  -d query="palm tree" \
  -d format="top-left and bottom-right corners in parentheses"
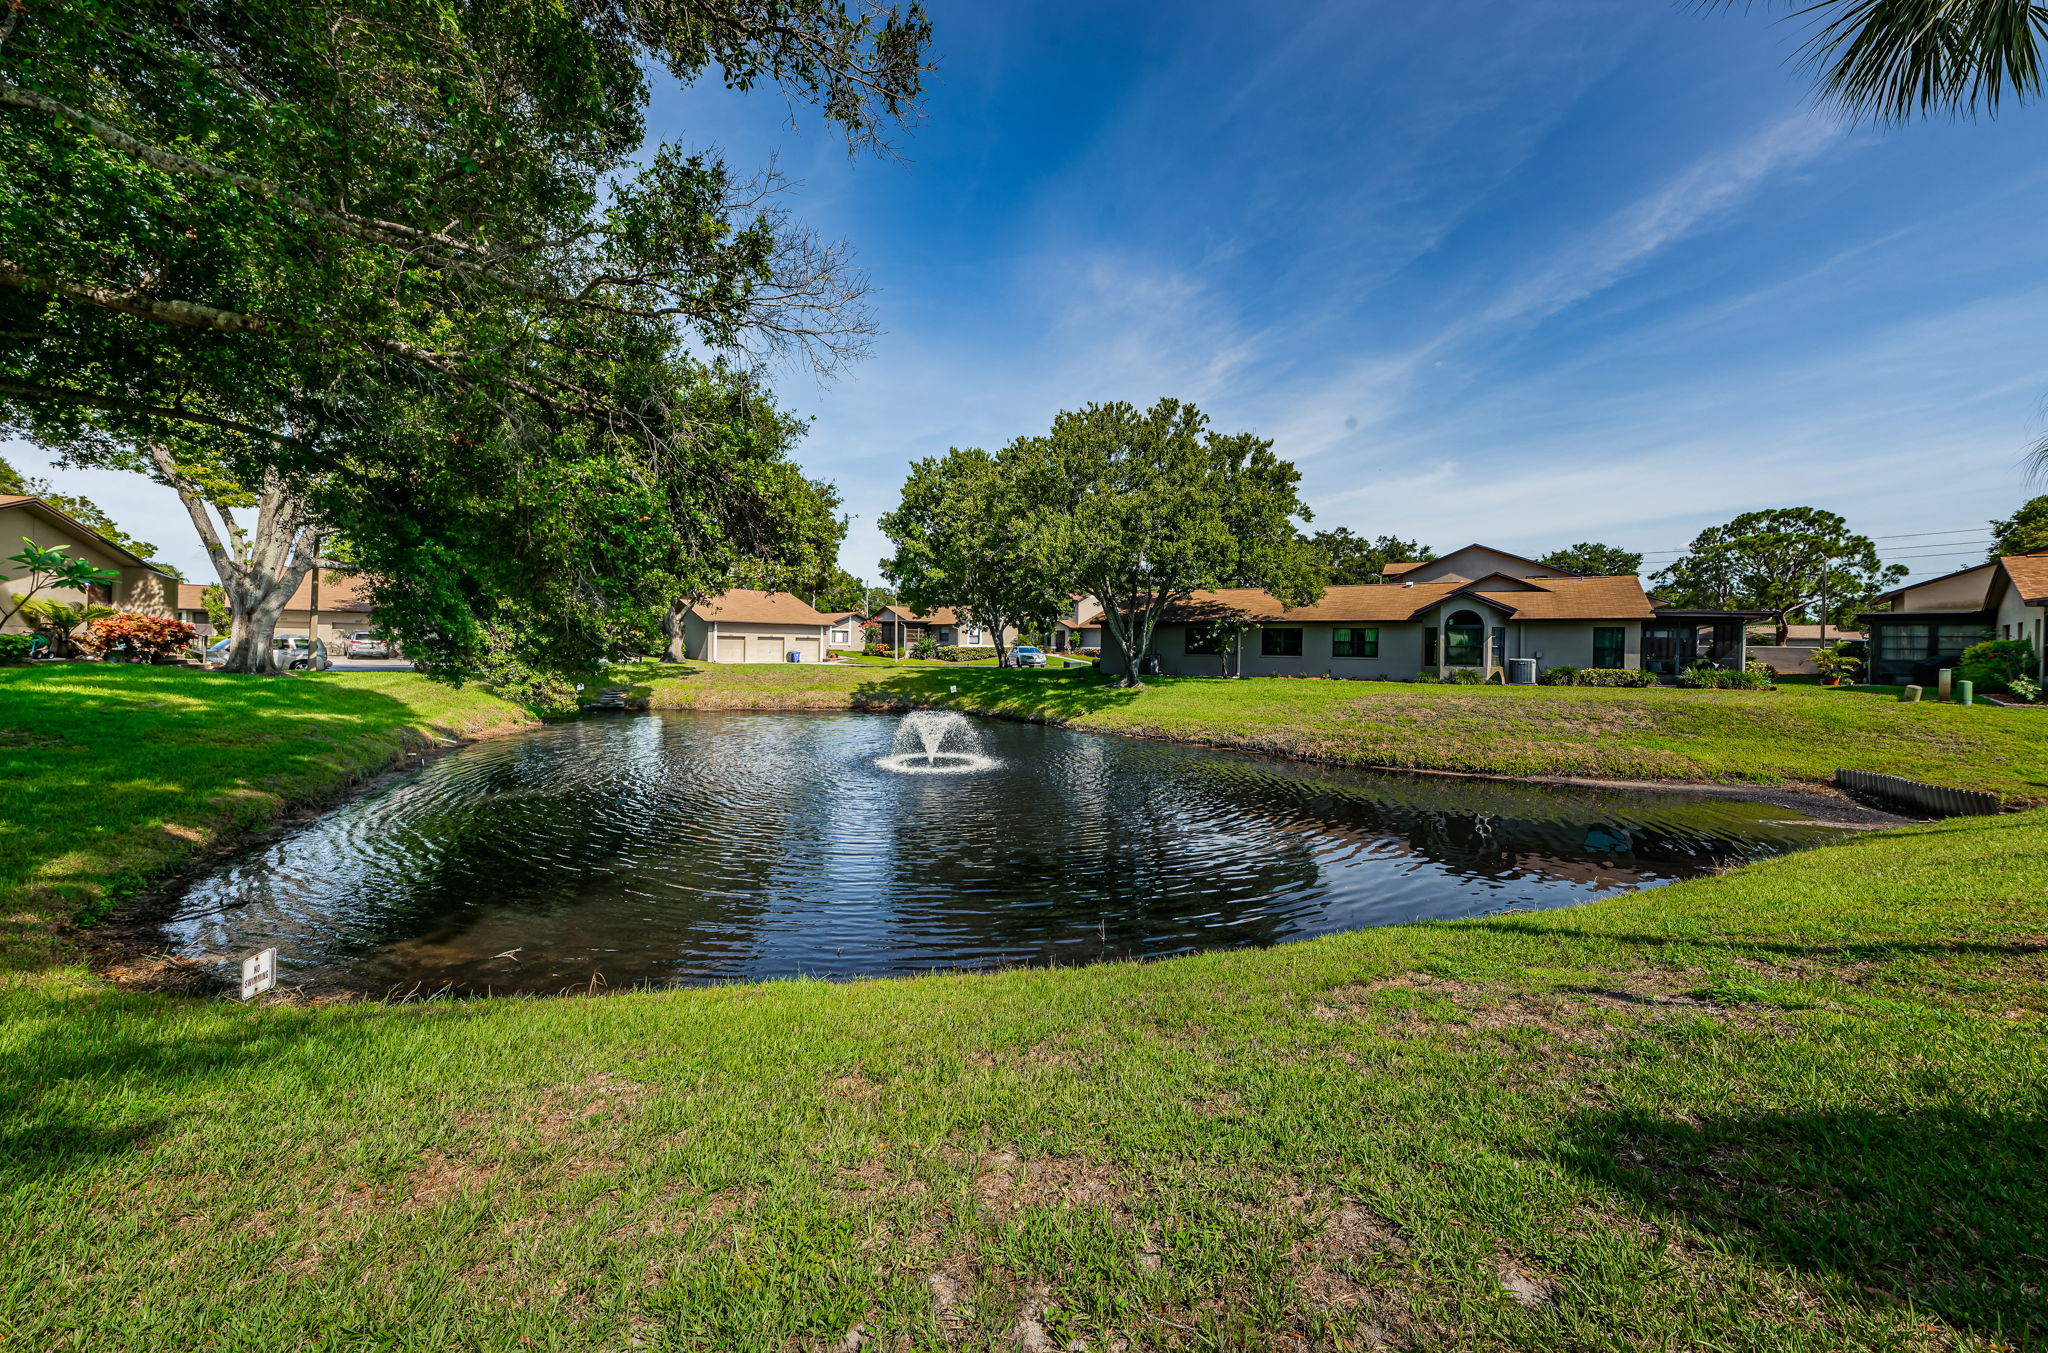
top-left (19, 599), bottom-right (116, 658)
top-left (1717, 1), bottom-right (2048, 122)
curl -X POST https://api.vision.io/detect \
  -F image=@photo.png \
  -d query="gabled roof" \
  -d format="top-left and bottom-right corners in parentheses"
top-left (1379, 560), bottom-right (1428, 577)
top-left (0, 494), bottom-right (171, 575)
top-left (2001, 553), bottom-right (2048, 604)
top-left (1874, 553), bottom-right (2048, 609)
top-left (873, 604), bottom-right (966, 626)
top-left (688, 589), bottom-right (830, 626)
top-left (1383, 543), bottom-right (1579, 581)
top-left (1089, 575), bottom-right (1660, 626)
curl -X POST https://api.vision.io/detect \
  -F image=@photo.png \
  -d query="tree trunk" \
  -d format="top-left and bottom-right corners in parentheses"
top-left (661, 601), bottom-right (688, 662)
top-left (150, 447), bottom-right (323, 675)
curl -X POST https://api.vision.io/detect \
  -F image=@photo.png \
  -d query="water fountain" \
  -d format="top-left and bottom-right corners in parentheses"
top-left (875, 710), bottom-right (999, 774)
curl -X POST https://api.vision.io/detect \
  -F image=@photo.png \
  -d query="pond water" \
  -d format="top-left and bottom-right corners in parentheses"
top-left (166, 711), bottom-right (1847, 995)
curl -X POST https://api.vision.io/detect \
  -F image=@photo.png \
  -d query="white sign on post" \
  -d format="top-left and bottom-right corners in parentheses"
top-left (191, 622), bottom-right (216, 638)
top-left (240, 947), bottom-right (278, 1001)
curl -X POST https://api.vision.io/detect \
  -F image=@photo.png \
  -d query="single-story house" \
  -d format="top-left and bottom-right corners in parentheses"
top-left (1093, 543), bottom-right (1759, 681)
top-left (1860, 553), bottom-right (2047, 687)
top-left (173, 572), bottom-right (380, 647)
top-left (1, 494), bottom-right (175, 631)
top-left (869, 604), bottom-right (1017, 651)
top-left (681, 589), bottom-right (832, 663)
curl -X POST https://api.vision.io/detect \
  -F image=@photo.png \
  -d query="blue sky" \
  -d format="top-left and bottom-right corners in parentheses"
top-left (15, 0), bottom-right (2048, 583)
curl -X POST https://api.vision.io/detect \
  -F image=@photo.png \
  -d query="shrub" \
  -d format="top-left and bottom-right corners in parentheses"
top-left (935, 646), bottom-right (997, 663)
top-left (1410, 670), bottom-right (1440, 683)
top-left (862, 642), bottom-right (894, 657)
top-left (1812, 641), bottom-right (1864, 683)
top-left (474, 626), bottom-right (578, 716)
top-left (1445, 667), bottom-right (1485, 685)
top-left (2010, 674), bottom-right (2042, 703)
top-left (1713, 669), bottom-right (1772, 690)
top-left (1675, 664), bottom-right (1716, 688)
top-left (1956, 639), bottom-right (2036, 694)
top-left (1576, 667), bottom-right (1657, 688)
top-left (1078, 647), bottom-right (1100, 658)
top-left (79, 612), bottom-right (196, 662)
top-left (0, 633), bottom-right (36, 664)
top-left (1537, 664), bottom-right (1581, 686)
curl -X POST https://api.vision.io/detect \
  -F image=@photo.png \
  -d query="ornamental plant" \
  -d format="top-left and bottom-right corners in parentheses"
top-left (1956, 639), bottom-right (2036, 695)
top-left (80, 613), bottom-right (197, 662)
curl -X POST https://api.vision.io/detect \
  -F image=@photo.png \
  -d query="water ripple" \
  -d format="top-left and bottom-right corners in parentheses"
top-left (164, 711), bottom-right (1848, 994)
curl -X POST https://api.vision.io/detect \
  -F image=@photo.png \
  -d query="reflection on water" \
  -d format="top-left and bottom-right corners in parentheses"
top-left (165, 711), bottom-right (1847, 994)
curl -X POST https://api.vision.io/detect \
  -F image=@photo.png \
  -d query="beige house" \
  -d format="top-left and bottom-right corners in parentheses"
top-left (1095, 543), bottom-right (1756, 681)
top-left (1, 494), bottom-right (175, 632)
top-left (682, 589), bottom-right (833, 663)
top-left (869, 604), bottom-right (1018, 651)
top-left (821, 612), bottom-right (864, 648)
top-left (1861, 554), bottom-right (2048, 686)
top-left (173, 573), bottom-right (381, 646)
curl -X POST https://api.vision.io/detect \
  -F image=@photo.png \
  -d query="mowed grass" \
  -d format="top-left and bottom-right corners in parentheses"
top-left (0, 665), bottom-right (534, 970)
top-left (5, 810), bottom-right (2045, 1351)
top-left (4, 664), bottom-right (2046, 1349)
top-left (599, 661), bottom-right (2048, 802)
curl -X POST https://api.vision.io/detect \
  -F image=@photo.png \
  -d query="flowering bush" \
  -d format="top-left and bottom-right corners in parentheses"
top-left (80, 612), bottom-right (196, 662)
top-left (862, 642), bottom-right (894, 657)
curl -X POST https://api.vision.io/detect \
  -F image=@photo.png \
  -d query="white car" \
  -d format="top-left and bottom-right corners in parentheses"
top-left (1007, 645), bottom-right (1048, 668)
top-left (206, 635), bottom-right (332, 671)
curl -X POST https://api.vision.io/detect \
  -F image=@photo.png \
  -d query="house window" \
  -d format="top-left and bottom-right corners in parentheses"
top-left (1260, 628), bottom-right (1304, 657)
top-left (1423, 626), bottom-right (1438, 665)
top-left (1332, 627), bottom-right (1378, 658)
top-left (1593, 626), bottom-right (1625, 669)
top-left (1444, 610), bottom-right (1485, 666)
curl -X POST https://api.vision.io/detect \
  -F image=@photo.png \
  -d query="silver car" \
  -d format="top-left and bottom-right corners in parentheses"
top-left (344, 631), bottom-right (393, 658)
top-left (1007, 645), bottom-right (1048, 668)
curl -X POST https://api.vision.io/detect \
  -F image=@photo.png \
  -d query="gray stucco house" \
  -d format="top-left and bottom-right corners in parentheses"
top-left (1094, 544), bottom-right (1756, 682)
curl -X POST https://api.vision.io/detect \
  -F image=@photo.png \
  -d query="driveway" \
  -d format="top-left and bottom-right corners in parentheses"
top-left (326, 655), bottom-right (415, 673)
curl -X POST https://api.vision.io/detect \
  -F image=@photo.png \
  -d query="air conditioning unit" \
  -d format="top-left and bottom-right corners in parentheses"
top-left (1508, 658), bottom-right (1537, 685)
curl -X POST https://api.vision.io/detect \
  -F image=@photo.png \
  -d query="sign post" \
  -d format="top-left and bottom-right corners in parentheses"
top-left (240, 947), bottom-right (277, 1001)
top-left (191, 622), bottom-right (216, 667)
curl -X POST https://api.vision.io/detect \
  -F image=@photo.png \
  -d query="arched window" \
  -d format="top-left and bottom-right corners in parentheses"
top-left (1445, 609), bottom-right (1485, 666)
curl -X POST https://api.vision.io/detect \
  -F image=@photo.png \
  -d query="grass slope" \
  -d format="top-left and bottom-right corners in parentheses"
top-left (4, 666), bottom-right (2045, 1349)
top-left (598, 662), bottom-right (2048, 802)
top-left (0, 665), bottom-right (534, 972)
top-left (5, 811), bottom-right (2044, 1350)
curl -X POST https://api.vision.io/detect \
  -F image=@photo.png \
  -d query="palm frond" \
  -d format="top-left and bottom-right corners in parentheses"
top-left (1702, 1), bottom-right (2048, 121)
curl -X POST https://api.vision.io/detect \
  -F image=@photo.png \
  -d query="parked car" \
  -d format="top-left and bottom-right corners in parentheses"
top-left (205, 635), bottom-right (332, 671)
top-left (344, 631), bottom-right (394, 658)
top-left (1007, 645), bottom-right (1048, 668)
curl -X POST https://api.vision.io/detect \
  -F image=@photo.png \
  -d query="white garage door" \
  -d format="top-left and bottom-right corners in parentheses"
top-left (790, 637), bottom-right (822, 664)
top-left (715, 635), bottom-right (746, 663)
top-left (747, 634), bottom-right (786, 663)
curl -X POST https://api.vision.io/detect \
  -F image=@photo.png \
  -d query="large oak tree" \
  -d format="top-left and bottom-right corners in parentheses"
top-left (0, 0), bottom-right (929, 671)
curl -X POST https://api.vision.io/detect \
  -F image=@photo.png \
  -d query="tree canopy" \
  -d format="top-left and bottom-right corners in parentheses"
top-left (1016, 399), bottom-right (1322, 686)
top-left (1305, 529), bottom-right (1434, 584)
top-left (1990, 494), bottom-right (2048, 557)
top-left (879, 445), bottom-right (1070, 665)
top-left (1652, 507), bottom-right (1904, 643)
top-left (1538, 542), bottom-right (1643, 577)
top-left (0, 0), bottom-right (929, 672)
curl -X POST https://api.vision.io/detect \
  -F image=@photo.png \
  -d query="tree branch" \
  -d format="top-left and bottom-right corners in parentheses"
top-left (0, 378), bottom-right (300, 443)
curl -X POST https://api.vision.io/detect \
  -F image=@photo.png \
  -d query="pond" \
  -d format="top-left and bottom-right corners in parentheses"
top-left (165, 710), bottom-right (1849, 995)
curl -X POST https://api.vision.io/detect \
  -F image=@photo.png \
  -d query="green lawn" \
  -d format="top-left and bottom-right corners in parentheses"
top-left (593, 662), bottom-right (2048, 803)
top-left (0, 665), bottom-right (534, 971)
top-left (4, 665), bottom-right (2046, 1350)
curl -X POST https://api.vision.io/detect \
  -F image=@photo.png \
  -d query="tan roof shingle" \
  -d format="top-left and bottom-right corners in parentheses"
top-left (689, 589), bottom-right (831, 625)
top-left (1087, 576), bottom-right (1660, 625)
top-left (2002, 553), bottom-right (2048, 604)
